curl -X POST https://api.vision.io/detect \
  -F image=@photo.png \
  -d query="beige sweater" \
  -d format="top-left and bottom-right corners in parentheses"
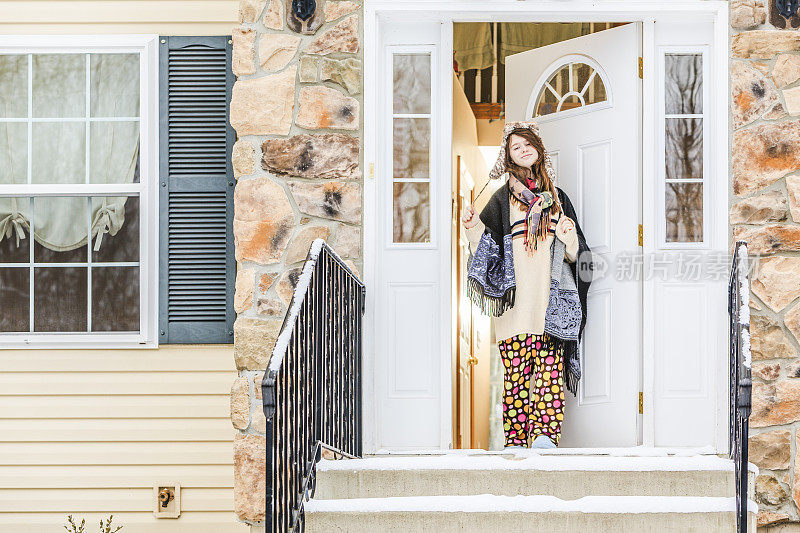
top-left (465, 198), bottom-right (578, 343)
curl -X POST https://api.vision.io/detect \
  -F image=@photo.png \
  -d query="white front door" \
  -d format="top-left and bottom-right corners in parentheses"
top-left (369, 19), bottom-right (449, 450)
top-left (505, 24), bottom-right (642, 446)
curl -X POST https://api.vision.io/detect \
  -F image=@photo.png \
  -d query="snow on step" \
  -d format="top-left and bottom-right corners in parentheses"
top-left (317, 453), bottom-right (740, 472)
top-left (304, 495), bottom-right (758, 533)
top-left (314, 454), bottom-right (756, 501)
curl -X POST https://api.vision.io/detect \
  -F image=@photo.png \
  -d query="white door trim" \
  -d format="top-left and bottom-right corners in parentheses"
top-left (363, 0), bottom-right (730, 453)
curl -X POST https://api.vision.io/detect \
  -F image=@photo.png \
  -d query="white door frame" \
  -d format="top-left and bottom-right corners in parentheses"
top-left (363, 0), bottom-right (730, 453)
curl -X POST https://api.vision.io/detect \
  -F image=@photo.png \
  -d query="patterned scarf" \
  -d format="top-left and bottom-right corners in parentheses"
top-left (507, 174), bottom-right (556, 253)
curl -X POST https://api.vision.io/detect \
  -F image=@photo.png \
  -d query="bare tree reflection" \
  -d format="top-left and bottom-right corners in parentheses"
top-left (665, 54), bottom-right (703, 242)
top-left (393, 183), bottom-right (430, 243)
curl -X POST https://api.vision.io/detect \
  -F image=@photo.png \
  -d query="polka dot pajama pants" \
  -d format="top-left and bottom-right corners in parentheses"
top-left (498, 333), bottom-right (565, 447)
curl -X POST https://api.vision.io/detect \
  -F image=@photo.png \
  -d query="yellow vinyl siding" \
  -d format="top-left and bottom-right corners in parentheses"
top-left (0, 0), bottom-right (239, 34)
top-left (0, 5), bottom-right (241, 531)
top-left (0, 346), bottom-right (240, 532)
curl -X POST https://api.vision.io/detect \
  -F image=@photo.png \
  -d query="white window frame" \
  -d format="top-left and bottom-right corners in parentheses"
top-left (384, 44), bottom-right (438, 250)
top-left (657, 45), bottom-right (710, 249)
top-left (526, 53), bottom-right (613, 122)
top-left (0, 35), bottom-right (159, 349)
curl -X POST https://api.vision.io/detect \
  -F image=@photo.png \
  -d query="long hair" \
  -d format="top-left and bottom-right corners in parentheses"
top-left (503, 128), bottom-right (562, 247)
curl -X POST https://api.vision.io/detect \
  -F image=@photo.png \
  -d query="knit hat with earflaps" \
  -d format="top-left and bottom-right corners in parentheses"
top-left (488, 121), bottom-right (558, 186)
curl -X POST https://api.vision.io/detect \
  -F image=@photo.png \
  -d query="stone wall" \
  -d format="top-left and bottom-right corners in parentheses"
top-left (228, 0), bottom-right (363, 527)
top-left (731, 1), bottom-right (800, 529)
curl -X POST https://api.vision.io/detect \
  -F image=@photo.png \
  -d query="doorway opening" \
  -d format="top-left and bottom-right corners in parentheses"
top-left (451, 22), bottom-right (641, 450)
top-left (366, 5), bottom-right (727, 453)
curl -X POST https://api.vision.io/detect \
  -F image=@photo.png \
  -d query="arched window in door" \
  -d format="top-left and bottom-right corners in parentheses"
top-left (529, 56), bottom-right (610, 118)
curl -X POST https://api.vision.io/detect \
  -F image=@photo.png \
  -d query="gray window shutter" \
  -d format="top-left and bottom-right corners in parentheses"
top-left (158, 36), bottom-right (235, 344)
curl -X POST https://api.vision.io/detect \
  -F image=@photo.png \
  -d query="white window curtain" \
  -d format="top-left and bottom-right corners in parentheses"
top-left (0, 53), bottom-right (139, 253)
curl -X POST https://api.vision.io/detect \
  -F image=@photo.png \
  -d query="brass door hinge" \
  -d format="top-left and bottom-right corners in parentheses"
top-left (639, 392), bottom-right (644, 414)
top-left (368, 162), bottom-right (375, 179)
top-left (638, 57), bottom-right (643, 79)
top-left (638, 224), bottom-right (643, 247)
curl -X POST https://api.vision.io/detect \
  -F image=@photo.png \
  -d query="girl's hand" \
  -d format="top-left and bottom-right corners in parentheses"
top-left (555, 215), bottom-right (576, 242)
top-left (462, 205), bottom-right (478, 229)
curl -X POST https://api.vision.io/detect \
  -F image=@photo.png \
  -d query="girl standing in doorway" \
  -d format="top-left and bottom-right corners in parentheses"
top-left (461, 121), bottom-right (592, 449)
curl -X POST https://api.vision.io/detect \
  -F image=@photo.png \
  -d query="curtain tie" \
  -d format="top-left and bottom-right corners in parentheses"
top-left (0, 212), bottom-right (27, 247)
top-left (92, 202), bottom-right (122, 251)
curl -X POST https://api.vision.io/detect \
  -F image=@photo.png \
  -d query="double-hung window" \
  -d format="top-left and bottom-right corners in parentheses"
top-left (0, 36), bottom-right (158, 347)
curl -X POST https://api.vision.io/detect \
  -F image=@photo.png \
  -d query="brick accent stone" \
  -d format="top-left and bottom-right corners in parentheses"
top-left (234, 267), bottom-right (256, 313)
top-left (731, 0), bottom-right (767, 29)
top-left (733, 224), bottom-right (800, 254)
top-left (230, 377), bottom-right (250, 429)
top-left (731, 60), bottom-right (780, 128)
top-left (285, 225), bottom-right (331, 264)
top-left (787, 175), bottom-right (800, 222)
top-left (256, 296), bottom-right (284, 318)
top-left (730, 190), bottom-right (788, 224)
top-left (751, 314), bottom-right (796, 360)
top-left (299, 55), bottom-right (319, 82)
top-left (757, 474), bottom-right (790, 505)
top-left (263, 0), bottom-right (283, 30)
top-left (306, 14), bottom-right (359, 55)
top-left (230, 67), bottom-right (296, 136)
top-left (233, 177), bottom-right (295, 264)
top-left (733, 122), bottom-right (800, 195)
top-left (276, 268), bottom-right (302, 306)
top-left (757, 511), bottom-right (790, 527)
top-left (751, 380), bottom-right (800, 427)
top-left (258, 34), bottom-right (301, 72)
top-left (297, 86), bottom-right (359, 130)
top-left (753, 362), bottom-right (782, 382)
top-left (784, 86), bottom-right (800, 115)
top-left (732, 30), bottom-right (800, 59)
top-left (774, 54), bottom-right (800, 88)
top-left (750, 429), bottom-right (791, 469)
top-left (289, 181), bottom-right (362, 223)
top-left (238, 0), bottom-right (267, 23)
top-left (320, 57), bottom-right (361, 95)
top-left (752, 256), bottom-right (800, 312)
top-left (259, 272), bottom-right (278, 293)
top-left (232, 27), bottom-right (257, 76)
top-left (232, 140), bottom-right (256, 178)
top-left (234, 433), bottom-right (266, 522)
top-left (234, 317), bottom-right (283, 370)
top-left (261, 133), bottom-right (361, 180)
top-left (325, 0), bottom-right (359, 22)
top-left (332, 224), bottom-right (360, 258)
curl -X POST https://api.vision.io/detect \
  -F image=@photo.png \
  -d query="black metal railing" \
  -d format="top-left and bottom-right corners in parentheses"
top-left (729, 241), bottom-right (752, 533)
top-left (261, 240), bottom-right (365, 532)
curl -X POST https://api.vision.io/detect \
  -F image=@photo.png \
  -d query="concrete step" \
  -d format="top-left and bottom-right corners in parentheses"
top-left (304, 494), bottom-right (758, 533)
top-left (314, 454), bottom-right (754, 500)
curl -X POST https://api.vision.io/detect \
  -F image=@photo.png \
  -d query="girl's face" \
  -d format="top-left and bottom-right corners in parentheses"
top-left (508, 133), bottom-right (539, 169)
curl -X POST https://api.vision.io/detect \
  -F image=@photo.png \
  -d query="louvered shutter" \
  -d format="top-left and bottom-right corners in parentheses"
top-left (158, 36), bottom-right (235, 344)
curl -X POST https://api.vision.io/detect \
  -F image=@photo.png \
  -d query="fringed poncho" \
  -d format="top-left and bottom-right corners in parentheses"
top-left (466, 184), bottom-right (592, 395)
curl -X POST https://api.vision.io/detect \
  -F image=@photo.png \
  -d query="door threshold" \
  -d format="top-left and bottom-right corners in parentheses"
top-left (368, 445), bottom-right (720, 457)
